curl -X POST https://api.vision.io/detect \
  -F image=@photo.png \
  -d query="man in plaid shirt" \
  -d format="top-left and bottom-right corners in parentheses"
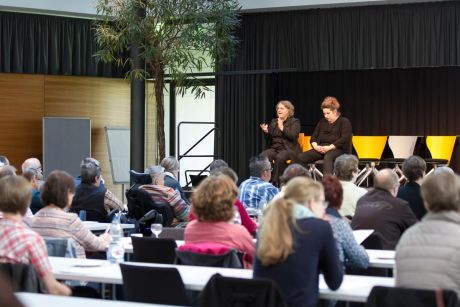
top-left (239, 155), bottom-right (279, 210)
top-left (0, 175), bottom-right (71, 296)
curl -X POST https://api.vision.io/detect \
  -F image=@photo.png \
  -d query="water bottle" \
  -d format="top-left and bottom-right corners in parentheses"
top-left (107, 213), bottom-right (124, 264)
top-left (257, 199), bottom-right (267, 226)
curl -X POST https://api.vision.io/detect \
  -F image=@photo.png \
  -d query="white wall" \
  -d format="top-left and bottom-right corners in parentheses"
top-left (174, 87), bottom-right (215, 186)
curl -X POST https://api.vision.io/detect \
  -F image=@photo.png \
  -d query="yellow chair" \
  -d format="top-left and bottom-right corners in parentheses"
top-left (352, 136), bottom-right (388, 186)
top-left (285, 133), bottom-right (312, 165)
top-left (425, 136), bottom-right (457, 176)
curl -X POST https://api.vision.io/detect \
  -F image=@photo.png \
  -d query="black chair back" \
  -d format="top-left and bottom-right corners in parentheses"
top-left (0, 263), bottom-right (45, 293)
top-left (366, 286), bottom-right (460, 307)
top-left (126, 185), bottom-right (174, 227)
top-left (120, 263), bottom-right (190, 306)
top-left (131, 236), bottom-right (177, 264)
top-left (198, 273), bottom-right (286, 307)
top-left (130, 170), bottom-right (152, 185)
top-left (158, 227), bottom-right (185, 240)
top-left (176, 249), bottom-right (243, 268)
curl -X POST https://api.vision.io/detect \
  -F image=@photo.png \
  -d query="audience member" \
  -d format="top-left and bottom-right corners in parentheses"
top-left (239, 155), bottom-right (278, 210)
top-left (396, 172), bottom-right (460, 295)
top-left (209, 166), bottom-right (257, 235)
top-left (74, 158), bottom-right (106, 189)
top-left (185, 175), bottom-right (255, 266)
top-left (351, 169), bottom-right (417, 250)
top-left (254, 177), bottom-right (343, 307)
top-left (322, 175), bottom-right (369, 269)
top-left (0, 165), bottom-right (33, 218)
top-left (21, 158), bottom-right (43, 181)
top-left (160, 156), bottom-right (188, 203)
top-left (141, 165), bottom-right (189, 222)
top-left (0, 175), bottom-right (71, 296)
top-left (22, 168), bottom-right (43, 214)
top-left (70, 158), bottom-right (123, 222)
top-left (209, 159), bottom-right (228, 171)
top-left (397, 155), bottom-right (427, 219)
top-left (334, 154), bottom-right (367, 217)
top-left (279, 163), bottom-right (310, 188)
top-left (433, 166), bottom-right (455, 175)
top-left (25, 171), bottom-right (111, 258)
top-left (0, 155), bottom-right (9, 166)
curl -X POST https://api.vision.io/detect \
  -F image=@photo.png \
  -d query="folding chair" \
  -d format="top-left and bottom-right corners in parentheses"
top-left (120, 263), bottom-right (190, 305)
top-left (158, 227), bottom-right (185, 240)
top-left (131, 236), bottom-right (177, 264)
top-left (384, 136), bottom-right (418, 182)
top-left (425, 136), bottom-right (457, 176)
top-left (176, 242), bottom-right (243, 268)
top-left (352, 136), bottom-right (388, 187)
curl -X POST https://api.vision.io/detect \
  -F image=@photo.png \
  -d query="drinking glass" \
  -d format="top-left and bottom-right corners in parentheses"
top-left (151, 223), bottom-right (163, 238)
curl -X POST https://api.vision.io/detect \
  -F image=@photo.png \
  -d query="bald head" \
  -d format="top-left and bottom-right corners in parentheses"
top-left (375, 169), bottom-right (399, 195)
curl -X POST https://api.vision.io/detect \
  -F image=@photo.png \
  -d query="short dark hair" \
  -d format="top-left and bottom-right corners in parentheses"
top-left (402, 155), bottom-right (426, 182)
top-left (249, 155), bottom-right (270, 177)
top-left (41, 170), bottom-right (76, 209)
top-left (334, 154), bottom-right (358, 181)
top-left (279, 163), bottom-right (310, 186)
top-left (0, 176), bottom-right (32, 215)
top-left (322, 175), bottom-right (343, 210)
top-left (80, 158), bottom-right (101, 184)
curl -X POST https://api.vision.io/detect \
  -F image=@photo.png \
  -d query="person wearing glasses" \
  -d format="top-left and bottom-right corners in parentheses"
top-left (239, 155), bottom-right (279, 211)
top-left (322, 175), bottom-right (369, 270)
top-left (70, 158), bottom-right (123, 222)
top-left (21, 158), bottom-right (45, 214)
top-left (260, 100), bottom-right (301, 186)
top-left (351, 169), bottom-right (417, 250)
top-left (254, 177), bottom-right (343, 307)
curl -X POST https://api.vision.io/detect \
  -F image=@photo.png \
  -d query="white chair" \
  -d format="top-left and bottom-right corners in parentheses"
top-left (385, 136), bottom-right (418, 182)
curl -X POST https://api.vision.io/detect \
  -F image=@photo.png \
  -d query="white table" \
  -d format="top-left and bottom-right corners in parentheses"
top-left (49, 257), bottom-right (394, 302)
top-left (82, 222), bottom-right (135, 232)
top-left (16, 292), bottom-right (181, 307)
top-left (366, 249), bottom-right (395, 269)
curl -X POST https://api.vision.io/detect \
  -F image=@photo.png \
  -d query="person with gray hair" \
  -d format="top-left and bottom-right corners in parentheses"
top-left (141, 165), bottom-right (190, 222)
top-left (397, 155), bottom-right (427, 220)
top-left (334, 154), bottom-right (367, 217)
top-left (239, 155), bottom-right (279, 209)
top-left (209, 159), bottom-right (228, 171)
top-left (160, 156), bottom-right (188, 204)
top-left (396, 172), bottom-right (460, 296)
top-left (70, 157), bottom-right (123, 222)
top-left (351, 169), bottom-right (417, 250)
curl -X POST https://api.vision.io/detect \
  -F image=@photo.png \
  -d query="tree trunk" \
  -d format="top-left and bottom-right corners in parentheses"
top-left (154, 66), bottom-right (166, 161)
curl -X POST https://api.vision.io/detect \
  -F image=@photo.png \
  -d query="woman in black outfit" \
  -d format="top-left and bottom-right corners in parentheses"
top-left (294, 96), bottom-right (352, 175)
top-left (260, 100), bottom-right (300, 185)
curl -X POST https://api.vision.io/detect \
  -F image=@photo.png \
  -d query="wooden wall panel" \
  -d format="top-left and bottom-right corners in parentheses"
top-left (0, 73), bottom-right (44, 169)
top-left (44, 75), bottom-right (131, 199)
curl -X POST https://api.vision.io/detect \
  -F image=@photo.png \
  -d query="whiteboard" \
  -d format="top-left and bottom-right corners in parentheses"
top-left (43, 117), bottom-right (91, 177)
top-left (105, 127), bottom-right (130, 184)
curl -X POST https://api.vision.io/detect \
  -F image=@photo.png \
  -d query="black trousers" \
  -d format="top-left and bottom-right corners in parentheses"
top-left (261, 148), bottom-right (291, 185)
top-left (296, 148), bottom-right (345, 175)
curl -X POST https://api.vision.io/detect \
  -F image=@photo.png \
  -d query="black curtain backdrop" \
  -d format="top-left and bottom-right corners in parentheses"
top-left (217, 1), bottom-right (460, 180)
top-left (0, 12), bottom-right (126, 77)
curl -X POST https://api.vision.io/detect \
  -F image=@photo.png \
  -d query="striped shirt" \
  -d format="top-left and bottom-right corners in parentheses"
top-left (140, 184), bottom-right (190, 221)
top-left (24, 207), bottom-right (109, 258)
top-left (0, 218), bottom-right (52, 278)
top-left (239, 176), bottom-right (279, 210)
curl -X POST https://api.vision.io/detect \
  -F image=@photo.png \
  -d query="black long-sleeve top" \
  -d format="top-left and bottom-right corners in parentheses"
top-left (253, 218), bottom-right (344, 307)
top-left (311, 116), bottom-right (352, 151)
top-left (266, 117), bottom-right (301, 151)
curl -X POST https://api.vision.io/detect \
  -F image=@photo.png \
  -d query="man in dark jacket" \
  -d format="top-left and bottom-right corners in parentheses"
top-left (351, 169), bottom-right (417, 250)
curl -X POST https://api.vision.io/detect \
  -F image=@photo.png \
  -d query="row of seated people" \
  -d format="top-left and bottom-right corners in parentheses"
top-left (0, 151), bottom-right (459, 306)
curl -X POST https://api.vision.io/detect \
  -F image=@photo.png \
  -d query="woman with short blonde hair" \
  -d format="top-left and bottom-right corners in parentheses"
top-left (254, 177), bottom-right (343, 307)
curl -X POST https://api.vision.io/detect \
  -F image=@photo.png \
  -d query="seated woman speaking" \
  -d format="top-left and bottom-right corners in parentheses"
top-left (293, 96), bottom-right (352, 175)
top-left (184, 175), bottom-right (255, 267)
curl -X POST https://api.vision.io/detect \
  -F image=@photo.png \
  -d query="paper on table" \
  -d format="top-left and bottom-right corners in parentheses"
top-left (353, 229), bottom-right (374, 245)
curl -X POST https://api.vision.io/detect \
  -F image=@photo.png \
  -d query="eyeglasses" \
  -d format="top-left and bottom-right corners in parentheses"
top-left (265, 168), bottom-right (273, 172)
